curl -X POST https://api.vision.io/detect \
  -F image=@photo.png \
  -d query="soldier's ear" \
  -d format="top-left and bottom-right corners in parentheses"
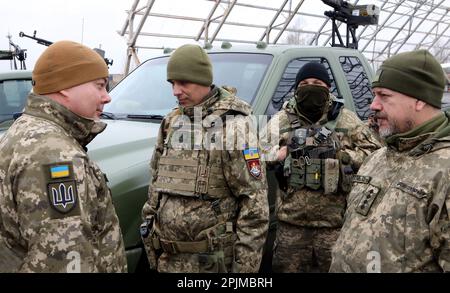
top-left (414, 99), bottom-right (426, 111)
top-left (59, 89), bottom-right (70, 98)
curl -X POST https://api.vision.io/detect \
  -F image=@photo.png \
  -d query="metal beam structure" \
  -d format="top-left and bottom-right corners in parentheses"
top-left (118, 0), bottom-right (450, 73)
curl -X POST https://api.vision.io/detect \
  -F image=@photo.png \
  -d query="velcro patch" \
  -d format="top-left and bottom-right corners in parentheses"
top-left (48, 181), bottom-right (78, 214)
top-left (50, 164), bottom-right (70, 179)
top-left (243, 147), bottom-right (260, 160)
top-left (352, 175), bottom-right (372, 184)
top-left (45, 162), bottom-right (80, 218)
top-left (395, 182), bottom-right (428, 199)
top-left (246, 159), bottom-right (262, 179)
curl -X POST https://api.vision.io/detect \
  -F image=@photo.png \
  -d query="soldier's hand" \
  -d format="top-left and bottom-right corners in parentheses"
top-left (277, 146), bottom-right (288, 162)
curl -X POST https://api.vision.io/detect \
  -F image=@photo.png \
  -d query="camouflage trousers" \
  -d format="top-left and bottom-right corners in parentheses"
top-left (272, 221), bottom-right (340, 273)
top-left (156, 251), bottom-right (232, 273)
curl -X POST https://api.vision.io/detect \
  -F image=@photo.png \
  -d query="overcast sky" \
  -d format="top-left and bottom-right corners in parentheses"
top-left (0, 0), bottom-right (131, 73)
top-left (1, 0), bottom-right (449, 74)
top-left (0, 0), bottom-right (332, 74)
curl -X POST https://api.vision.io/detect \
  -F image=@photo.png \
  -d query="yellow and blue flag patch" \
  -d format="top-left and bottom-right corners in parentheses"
top-left (243, 147), bottom-right (260, 160)
top-left (50, 165), bottom-right (70, 179)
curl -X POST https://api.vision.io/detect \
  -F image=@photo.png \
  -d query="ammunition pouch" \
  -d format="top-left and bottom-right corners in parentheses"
top-left (323, 158), bottom-right (339, 195)
top-left (288, 157), bottom-right (306, 189)
top-left (305, 158), bottom-right (322, 190)
top-left (338, 151), bottom-right (354, 193)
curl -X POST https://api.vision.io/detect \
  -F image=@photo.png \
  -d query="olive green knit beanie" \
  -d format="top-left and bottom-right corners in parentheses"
top-left (32, 41), bottom-right (109, 95)
top-left (167, 44), bottom-right (213, 86)
top-left (372, 49), bottom-right (445, 108)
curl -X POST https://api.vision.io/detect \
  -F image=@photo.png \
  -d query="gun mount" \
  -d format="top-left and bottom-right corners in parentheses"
top-left (1, 34), bottom-right (27, 70)
top-left (19, 30), bottom-right (113, 67)
top-left (322, 0), bottom-right (379, 49)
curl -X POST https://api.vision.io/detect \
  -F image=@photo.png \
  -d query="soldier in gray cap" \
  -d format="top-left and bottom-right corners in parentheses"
top-left (330, 49), bottom-right (450, 273)
top-left (0, 41), bottom-right (127, 272)
top-left (140, 44), bottom-right (269, 273)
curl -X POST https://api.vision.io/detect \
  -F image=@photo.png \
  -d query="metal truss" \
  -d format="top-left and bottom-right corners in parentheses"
top-left (119, 0), bottom-right (450, 73)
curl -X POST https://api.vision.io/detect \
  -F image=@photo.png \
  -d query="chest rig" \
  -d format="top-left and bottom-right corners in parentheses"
top-left (152, 111), bottom-right (233, 202)
top-left (284, 112), bottom-right (342, 194)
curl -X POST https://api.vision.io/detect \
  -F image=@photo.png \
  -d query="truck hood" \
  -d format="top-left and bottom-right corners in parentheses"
top-left (87, 119), bottom-right (160, 176)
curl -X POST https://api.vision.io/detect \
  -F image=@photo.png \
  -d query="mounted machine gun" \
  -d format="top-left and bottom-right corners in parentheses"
top-left (322, 0), bottom-right (379, 49)
top-left (19, 30), bottom-right (113, 67)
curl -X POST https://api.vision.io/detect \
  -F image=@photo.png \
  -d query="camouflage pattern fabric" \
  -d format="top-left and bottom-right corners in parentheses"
top-left (0, 94), bottom-right (127, 273)
top-left (261, 96), bottom-right (382, 227)
top-left (330, 118), bottom-right (450, 272)
top-left (272, 221), bottom-right (340, 272)
top-left (142, 86), bottom-right (269, 273)
top-left (260, 96), bottom-right (381, 272)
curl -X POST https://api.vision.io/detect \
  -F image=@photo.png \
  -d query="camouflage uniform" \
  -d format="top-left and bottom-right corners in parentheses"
top-left (261, 96), bottom-right (381, 272)
top-left (330, 112), bottom-right (450, 273)
top-left (0, 94), bottom-right (127, 273)
top-left (141, 86), bottom-right (269, 273)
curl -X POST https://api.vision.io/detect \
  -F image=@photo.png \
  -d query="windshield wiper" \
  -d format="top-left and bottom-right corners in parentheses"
top-left (100, 112), bottom-right (117, 120)
top-left (126, 114), bottom-right (164, 120)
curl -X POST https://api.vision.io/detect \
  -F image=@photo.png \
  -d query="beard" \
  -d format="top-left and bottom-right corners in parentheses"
top-left (374, 112), bottom-right (415, 138)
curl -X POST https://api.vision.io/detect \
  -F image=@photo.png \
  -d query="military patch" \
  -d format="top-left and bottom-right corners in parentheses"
top-left (246, 159), bottom-right (262, 179)
top-left (47, 180), bottom-right (78, 214)
top-left (44, 162), bottom-right (80, 218)
top-left (355, 184), bottom-right (380, 216)
top-left (395, 182), bottom-right (428, 199)
top-left (352, 175), bottom-right (372, 184)
top-left (50, 164), bottom-right (70, 179)
top-left (243, 147), bottom-right (260, 160)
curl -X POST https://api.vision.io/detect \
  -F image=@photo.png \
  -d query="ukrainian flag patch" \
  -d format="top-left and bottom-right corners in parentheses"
top-left (243, 147), bottom-right (260, 160)
top-left (50, 165), bottom-right (70, 179)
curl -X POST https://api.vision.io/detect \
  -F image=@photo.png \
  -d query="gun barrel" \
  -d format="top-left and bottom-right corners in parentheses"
top-left (19, 31), bottom-right (53, 47)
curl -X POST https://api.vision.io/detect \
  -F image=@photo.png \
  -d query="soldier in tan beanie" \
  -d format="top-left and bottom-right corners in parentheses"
top-left (0, 41), bottom-right (127, 272)
top-left (141, 44), bottom-right (269, 273)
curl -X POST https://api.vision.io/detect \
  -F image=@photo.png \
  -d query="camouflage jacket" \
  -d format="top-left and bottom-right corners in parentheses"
top-left (261, 96), bottom-right (381, 228)
top-left (0, 94), bottom-right (127, 273)
top-left (330, 112), bottom-right (450, 272)
top-left (142, 86), bottom-right (269, 273)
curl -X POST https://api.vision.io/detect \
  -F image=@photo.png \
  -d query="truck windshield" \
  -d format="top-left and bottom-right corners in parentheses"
top-left (0, 79), bottom-right (32, 125)
top-left (106, 53), bottom-right (273, 116)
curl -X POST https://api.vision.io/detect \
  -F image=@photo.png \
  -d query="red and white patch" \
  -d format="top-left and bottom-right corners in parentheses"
top-left (246, 159), bottom-right (262, 179)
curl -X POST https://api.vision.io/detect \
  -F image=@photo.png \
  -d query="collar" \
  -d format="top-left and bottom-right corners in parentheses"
top-left (182, 86), bottom-right (221, 119)
top-left (23, 93), bottom-right (107, 147)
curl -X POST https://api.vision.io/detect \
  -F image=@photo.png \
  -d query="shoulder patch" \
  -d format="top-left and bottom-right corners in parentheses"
top-left (48, 181), bottom-right (78, 214)
top-left (50, 164), bottom-right (70, 179)
top-left (45, 162), bottom-right (80, 218)
top-left (243, 148), bottom-right (262, 179)
top-left (243, 147), bottom-right (260, 160)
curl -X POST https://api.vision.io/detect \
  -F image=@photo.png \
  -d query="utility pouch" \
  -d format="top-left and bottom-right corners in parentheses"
top-left (289, 158), bottom-right (306, 189)
top-left (197, 222), bottom-right (235, 273)
top-left (323, 158), bottom-right (339, 195)
top-left (198, 251), bottom-right (228, 273)
top-left (305, 158), bottom-right (322, 190)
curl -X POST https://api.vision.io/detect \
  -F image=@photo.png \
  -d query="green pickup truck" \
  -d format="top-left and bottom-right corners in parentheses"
top-left (1, 44), bottom-right (381, 272)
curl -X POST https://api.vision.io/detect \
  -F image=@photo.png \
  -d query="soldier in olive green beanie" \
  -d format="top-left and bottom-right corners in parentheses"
top-left (167, 44), bottom-right (213, 86)
top-left (372, 49), bottom-right (445, 108)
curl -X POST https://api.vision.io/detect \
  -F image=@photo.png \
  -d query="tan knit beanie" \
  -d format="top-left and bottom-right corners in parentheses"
top-left (32, 40), bottom-right (109, 95)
